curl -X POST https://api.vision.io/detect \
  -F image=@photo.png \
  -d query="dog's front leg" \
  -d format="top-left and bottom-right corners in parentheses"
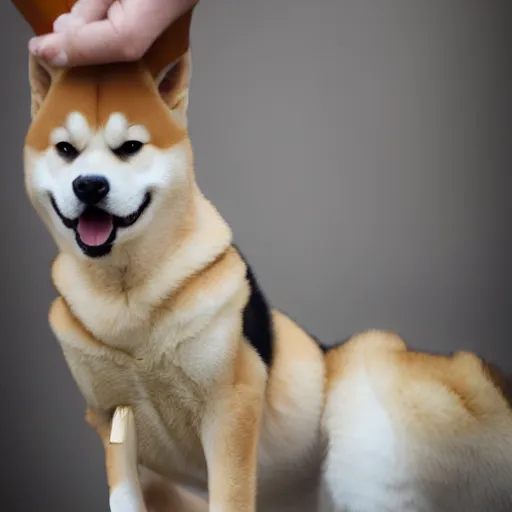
top-left (201, 384), bottom-right (263, 512)
top-left (86, 406), bottom-right (147, 512)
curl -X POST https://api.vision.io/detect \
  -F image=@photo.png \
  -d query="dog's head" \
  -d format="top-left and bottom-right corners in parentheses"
top-left (21, 6), bottom-right (196, 260)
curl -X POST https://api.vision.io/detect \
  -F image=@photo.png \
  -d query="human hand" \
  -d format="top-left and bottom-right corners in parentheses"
top-left (28, 0), bottom-right (197, 67)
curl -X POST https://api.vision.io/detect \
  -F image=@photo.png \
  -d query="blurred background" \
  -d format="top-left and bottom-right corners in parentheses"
top-left (1, 0), bottom-right (510, 509)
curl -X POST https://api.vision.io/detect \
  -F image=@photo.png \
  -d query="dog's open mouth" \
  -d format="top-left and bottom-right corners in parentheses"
top-left (50, 193), bottom-right (151, 257)
top-left (78, 207), bottom-right (115, 247)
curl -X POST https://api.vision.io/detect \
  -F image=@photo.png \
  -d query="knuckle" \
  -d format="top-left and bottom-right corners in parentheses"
top-left (118, 32), bottom-right (145, 61)
top-left (121, 44), bottom-right (144, 61)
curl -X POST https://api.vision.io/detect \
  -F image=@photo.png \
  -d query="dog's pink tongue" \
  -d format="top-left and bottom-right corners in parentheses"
top-left (77, 214), bottom-right (113, 246)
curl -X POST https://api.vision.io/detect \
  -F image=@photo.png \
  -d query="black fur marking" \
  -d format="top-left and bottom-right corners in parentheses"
top-left (232, 245), bottom-right (353, 363)
top-left (233, 245), bottom-right (274, 367)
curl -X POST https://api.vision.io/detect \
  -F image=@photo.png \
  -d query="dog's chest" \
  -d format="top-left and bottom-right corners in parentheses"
top-left (60, 336), bottom-right (209, 485)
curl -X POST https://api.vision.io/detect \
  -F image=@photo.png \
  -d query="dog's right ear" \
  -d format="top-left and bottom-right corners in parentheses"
top-left (28, 54), bottom-right (57, 118)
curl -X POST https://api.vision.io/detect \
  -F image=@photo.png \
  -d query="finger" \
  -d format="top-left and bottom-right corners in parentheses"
top-left (53, 13), bottom-right (86, 34)
top-left (70, 0), bottom-right (114, 24)
top-left (52, 0), bottom-right (114, 33)
top-left (29, 19), bottom-right (143, 67)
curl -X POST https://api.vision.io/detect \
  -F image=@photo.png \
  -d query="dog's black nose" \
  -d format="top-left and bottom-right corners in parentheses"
top-left (72, 175), bottom-right (110, 205)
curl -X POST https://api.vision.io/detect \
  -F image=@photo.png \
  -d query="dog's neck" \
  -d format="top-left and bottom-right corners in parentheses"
top-left (53, 183), bottom-right (233, 313)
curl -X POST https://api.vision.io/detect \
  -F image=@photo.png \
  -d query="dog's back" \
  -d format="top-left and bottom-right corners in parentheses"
top-left (321, 330), bottom-right (512, 511)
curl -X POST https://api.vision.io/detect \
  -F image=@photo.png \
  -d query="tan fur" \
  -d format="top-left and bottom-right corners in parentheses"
top-left (26, 61), bottom-right (189, 152)
top-left (15, 1), bottom-right (512, 510)
top-left (321, 331), bottom-right (512, 511)
top-left (325, 330), bottom-right (512, 433)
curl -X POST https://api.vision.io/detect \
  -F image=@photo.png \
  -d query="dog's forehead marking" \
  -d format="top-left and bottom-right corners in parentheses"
top-left (50, 111), bottom-right (91, 149)
top-left (49, 112), bottom-right (152, 151)
top-left (104, 113), bottom-right (129, 147)
top-left (25, 62), bottom-right (185, 152)
top-left (67, 112), bottom-right (91, 142)
top-left (103, 113), bottom-right (151, 148)
top-left (50, 127), bottom-right (69, 146)
top-left (127, 125), bottom-right (151, 145)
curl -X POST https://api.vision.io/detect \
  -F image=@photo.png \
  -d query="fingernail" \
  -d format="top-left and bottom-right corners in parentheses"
top-left (29, 37), bottom-right (42, 55)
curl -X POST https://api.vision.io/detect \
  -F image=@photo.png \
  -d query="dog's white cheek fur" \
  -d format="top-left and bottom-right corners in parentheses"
top-left (26, 142), bottom-right (190, 249)
top-left (107, 142), bottom-right (191, 242)
top-left (30, 150), bottom-right (82, 219)
top-left (25, 148), bottom-right (79, 250)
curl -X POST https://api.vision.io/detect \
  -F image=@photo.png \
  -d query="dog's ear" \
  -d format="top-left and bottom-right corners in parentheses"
top-left (28, 54), bottom-right (57, 118)
top-left (143, 7), bottom-right (195, 126)
top-left (12, 0), bottom-right (74, 118)
top-left (154, 51), bottom-right (192, 126)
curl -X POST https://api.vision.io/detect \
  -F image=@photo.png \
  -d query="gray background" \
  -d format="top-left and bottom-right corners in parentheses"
top-left (1, 0), bottom-right (510, 509)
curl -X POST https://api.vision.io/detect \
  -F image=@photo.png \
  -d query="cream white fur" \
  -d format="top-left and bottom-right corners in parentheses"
top-left (322, 372), bottom-right (428, 511)
top-left (321, 361), bottom-right (512, 512)
top-left (66, 111), bottom-right (92, 145)
top-left (110, 481), bottom-right (144, 512)
top-left (104, 113), bottom-right (151, 147)
top-left (28, 113), bottom-right (190, 258)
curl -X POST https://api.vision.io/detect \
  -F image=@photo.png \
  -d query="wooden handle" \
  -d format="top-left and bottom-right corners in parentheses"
top-left (107, 406), bottom-right (147, 512)
top-left (11, 0), bottom-right (76, 35)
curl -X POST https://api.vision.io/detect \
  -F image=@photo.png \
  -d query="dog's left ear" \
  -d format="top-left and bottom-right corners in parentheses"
top-left (143, 7), bottom-right (195, 127)
top-left (154, 51), bottom-right (192, 126)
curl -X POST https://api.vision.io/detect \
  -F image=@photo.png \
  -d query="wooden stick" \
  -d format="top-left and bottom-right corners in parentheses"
top-left (106, 406), bottom-right (147, 512)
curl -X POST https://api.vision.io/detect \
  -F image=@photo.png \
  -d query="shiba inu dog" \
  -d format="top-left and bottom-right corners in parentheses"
top-left (14, 0), bottom-right (512, 510)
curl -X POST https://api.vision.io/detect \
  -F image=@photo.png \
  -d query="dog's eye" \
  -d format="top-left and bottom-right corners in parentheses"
top-left (112, 140), bottom-right (144, 159)
top-left (56, 141), bottom-right (79, 161)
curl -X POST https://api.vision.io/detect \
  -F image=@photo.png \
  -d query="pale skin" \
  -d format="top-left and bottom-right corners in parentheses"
top-left (28, 0), bottom-right (199, 67)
